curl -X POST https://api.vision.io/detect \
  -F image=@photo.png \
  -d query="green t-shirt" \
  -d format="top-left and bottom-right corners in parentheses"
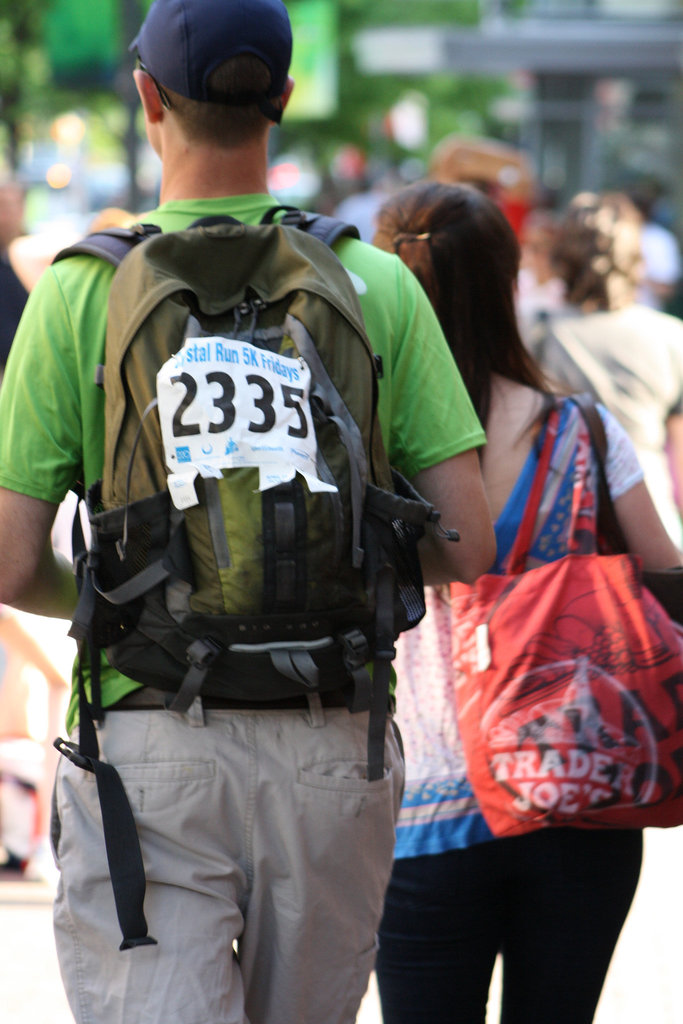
top-left (0, 194), bottom-right (485, 727)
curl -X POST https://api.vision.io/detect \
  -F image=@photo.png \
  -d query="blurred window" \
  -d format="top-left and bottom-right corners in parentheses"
top-left (522, 1), bottom-right (682, 15)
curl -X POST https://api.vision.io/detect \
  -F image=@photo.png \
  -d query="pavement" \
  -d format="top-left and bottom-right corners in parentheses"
top-left (1, 869), bottom-right (74, 1024)
top-left (2, 826), bottom-right (682, 1023)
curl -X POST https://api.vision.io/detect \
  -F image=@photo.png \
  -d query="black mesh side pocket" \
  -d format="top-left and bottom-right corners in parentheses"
top-left (363, 470), bottom-right (433, 636)
top-left (85, 486), bottom-right (180, 647)
top-left (390, 512), bottom-right (427, 630)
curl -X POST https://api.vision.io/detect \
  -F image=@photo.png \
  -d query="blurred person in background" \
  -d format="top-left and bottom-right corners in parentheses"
top-left (515, 208), bottom-right (565, 341)
top-left (0, 607), bottom-right (70, 879)
top-left (372, 180), bottom-right (680, 1024)
top-left (529, 191), bottom-right (683, 549)
top-left (7, 206), bottom-right (135, 298)
top-left (428, 134), bottom-right (535, 237)
top-left (629, 183), bottom-right (682, 312)
top-left (334, 167), bottom-right (403, 243)
top-left (0, 180), bottom-right (29, 376)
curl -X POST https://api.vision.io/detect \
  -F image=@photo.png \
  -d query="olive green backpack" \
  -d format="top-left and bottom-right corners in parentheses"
top-left (54, 210), bottom-right (445, 950)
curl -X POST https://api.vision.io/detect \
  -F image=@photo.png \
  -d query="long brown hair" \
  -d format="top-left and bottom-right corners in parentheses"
top-left (373, 180), bottom-right (548, 425)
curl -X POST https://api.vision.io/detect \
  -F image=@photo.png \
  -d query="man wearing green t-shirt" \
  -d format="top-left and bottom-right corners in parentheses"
top-left (0, 2), bottom-right (494, 1021)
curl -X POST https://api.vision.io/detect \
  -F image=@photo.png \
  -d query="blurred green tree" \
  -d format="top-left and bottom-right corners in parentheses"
top-left (0, 1), bottom-right (52, 172)
top-left (1, 0), bottom-right (521, 204)
top-left (279, 0), bottom-right (520, 187)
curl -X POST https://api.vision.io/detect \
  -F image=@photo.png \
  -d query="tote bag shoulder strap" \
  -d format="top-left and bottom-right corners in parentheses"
top-left (507, 406), bottom-right (560, 575)
top-left (571, 392), bottom-right (629, 552)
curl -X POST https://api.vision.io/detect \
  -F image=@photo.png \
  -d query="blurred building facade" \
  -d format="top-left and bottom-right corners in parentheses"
top-left (356, 1), bottom-right (683, 216)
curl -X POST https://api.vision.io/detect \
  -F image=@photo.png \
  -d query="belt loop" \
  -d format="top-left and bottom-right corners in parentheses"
top-left (185, 695), bottom-right (206, 728)
top-left (306, 693), bottom-right (325, 728)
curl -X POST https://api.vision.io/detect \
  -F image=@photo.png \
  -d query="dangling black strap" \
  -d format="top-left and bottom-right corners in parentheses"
top-left (61, 489), bottom-right (196, 950)
top-left (366, 564), bottom-right (396, 782)
top-left (54, 638), bottom-right (157, 951)
top-left (339, 568), bottom-right (396, 782)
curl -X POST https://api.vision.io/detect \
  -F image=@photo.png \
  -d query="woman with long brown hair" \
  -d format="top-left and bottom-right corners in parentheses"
top-left (530, 190), bottom-right (683, 548)
top-left (372, 181), bottom-right (681, 1024)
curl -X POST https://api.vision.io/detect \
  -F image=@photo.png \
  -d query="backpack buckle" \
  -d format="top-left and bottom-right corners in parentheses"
top-left (186, 637), bottom-right (222, 667)
top-left (168, 638), bottom-right (223, 714)
top-left (54, 737), bottom-right (95, 773)
top-left (339, 628), bottom-right (370, 671)
top-left (73, 549), bottom-right (88, 582)
top-left (280, 209), bottom-right (309, 230)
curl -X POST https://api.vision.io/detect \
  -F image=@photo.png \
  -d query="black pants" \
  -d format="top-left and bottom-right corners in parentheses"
top-left (376, 828), bottom-right (642, 1024)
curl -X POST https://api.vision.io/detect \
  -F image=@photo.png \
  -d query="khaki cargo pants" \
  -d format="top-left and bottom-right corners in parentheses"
top-left (52, 699), bottom-right (404, 1024)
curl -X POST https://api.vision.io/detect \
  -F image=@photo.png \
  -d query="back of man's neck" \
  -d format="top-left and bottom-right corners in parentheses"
top-left (159, 143), bottom-right (270, 203)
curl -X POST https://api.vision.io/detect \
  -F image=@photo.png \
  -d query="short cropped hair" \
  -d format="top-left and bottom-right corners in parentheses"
top-left (165, 54), bottom-right (278, 147)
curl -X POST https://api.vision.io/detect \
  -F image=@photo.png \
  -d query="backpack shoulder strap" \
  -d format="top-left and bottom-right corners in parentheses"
top-left (260, 205), bottom-right (360, 246)
top-left (53, 210), bottom-right (359, 271)
top-left (52, 224), bottom-right (162, 269)
top-left (300, 212), bottom-right (360, 246)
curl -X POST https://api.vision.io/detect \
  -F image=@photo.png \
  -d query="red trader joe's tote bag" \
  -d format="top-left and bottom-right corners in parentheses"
top-left (451, 406), bottom-right (683, 837)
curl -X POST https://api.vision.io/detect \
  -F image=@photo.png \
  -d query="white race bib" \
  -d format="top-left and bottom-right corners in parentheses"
top-left (157, 336), bottom-right (337, 504)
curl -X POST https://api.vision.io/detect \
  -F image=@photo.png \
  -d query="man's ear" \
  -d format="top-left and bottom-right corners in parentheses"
top-left (133, 69), bottom-right (165, 124)
top-left (280, 76), bottom-right (295, 113)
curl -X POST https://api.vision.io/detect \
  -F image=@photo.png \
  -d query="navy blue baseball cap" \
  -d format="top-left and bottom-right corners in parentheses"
top-left (130, 0), bottom-right (292, 117)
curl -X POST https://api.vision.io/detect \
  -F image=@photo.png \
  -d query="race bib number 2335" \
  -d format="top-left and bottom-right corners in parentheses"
top-left (157, 336), bottom-right (336, 502)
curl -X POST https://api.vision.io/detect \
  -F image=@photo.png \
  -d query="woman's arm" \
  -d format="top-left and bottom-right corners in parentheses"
top-left (665, 412), bottom-right (683, 522)
top-left (613, 480), bottom-right (683, 570)
top-left (600, 404), bottom-right (682, 570)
